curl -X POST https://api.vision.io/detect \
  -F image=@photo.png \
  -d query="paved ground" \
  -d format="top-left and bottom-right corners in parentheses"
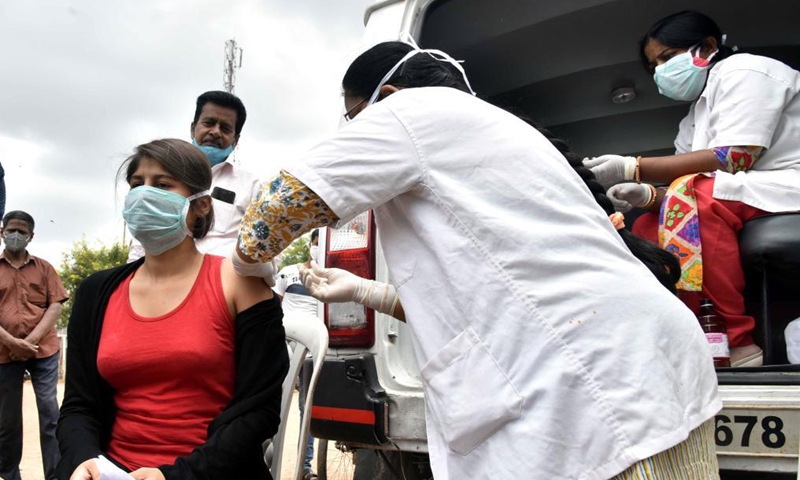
top-left (19, 381), bottom-right (349, 480)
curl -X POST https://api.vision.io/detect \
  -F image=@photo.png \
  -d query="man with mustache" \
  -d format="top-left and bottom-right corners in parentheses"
top-left (128, 91), bottom-right (273, 281)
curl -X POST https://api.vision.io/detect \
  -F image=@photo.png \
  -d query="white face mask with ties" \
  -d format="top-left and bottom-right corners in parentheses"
top-left (366, 35), bottom-right (477, 107)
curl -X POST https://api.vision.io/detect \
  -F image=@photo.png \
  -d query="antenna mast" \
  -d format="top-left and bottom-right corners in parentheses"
top-left (223, 39), bottom-right (243, 93)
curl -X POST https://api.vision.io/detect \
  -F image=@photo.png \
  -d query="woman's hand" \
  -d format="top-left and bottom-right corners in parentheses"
top-left (607, 183), bottom-right (654, 212)
top-left (70, 459), bottom-right (102, 480)
top-left (130, 468), bottom-right (165, 480)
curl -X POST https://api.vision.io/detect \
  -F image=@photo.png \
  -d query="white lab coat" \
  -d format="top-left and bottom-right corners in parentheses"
top-left (288, 87), bottom-right (720, 480)
top-left (128, 159), bottom-right (262, 260)
top-left (674, 54), bottom-right (800, 212)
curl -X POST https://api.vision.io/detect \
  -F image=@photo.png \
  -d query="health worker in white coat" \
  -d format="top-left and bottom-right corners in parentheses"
top-left (586, 11), bottom-right (800, 369)
top-left (231, 41), bottom-right (721, 480)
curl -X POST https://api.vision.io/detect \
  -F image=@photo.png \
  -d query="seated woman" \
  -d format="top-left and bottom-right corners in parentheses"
top-left (586, 11), bottom-right (800, 367)
top-left (56, 139), bottom-right (288, 480)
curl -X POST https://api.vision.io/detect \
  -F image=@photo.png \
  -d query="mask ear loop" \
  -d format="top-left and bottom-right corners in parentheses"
top-left (691, 41), bottom-right (718, 68)
top-left (181, 190), bottom-right (211, 238)
top-left (367, 34), bottom-right (476, 106)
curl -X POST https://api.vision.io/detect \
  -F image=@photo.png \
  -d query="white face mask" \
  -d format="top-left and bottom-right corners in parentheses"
top-left (309, 245), bottom-right (320, 264)
top-left (653, 43), bottom-right (718, 101)
top-left (367, 35), bottom-right (477, 107)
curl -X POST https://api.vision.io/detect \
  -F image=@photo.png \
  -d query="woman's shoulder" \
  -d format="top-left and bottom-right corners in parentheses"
top-left (217, 255), bottom-right (274, 314)
top-left (715, 54), bottom-right (799, 81)
top-left (79, 259), bottom-right (142, 294)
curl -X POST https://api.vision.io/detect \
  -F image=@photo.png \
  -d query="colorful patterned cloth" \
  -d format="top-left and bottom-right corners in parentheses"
top-left (658, 146), bottom-right (762, 291)
top-left (238, 170), bottom-right (338, 262)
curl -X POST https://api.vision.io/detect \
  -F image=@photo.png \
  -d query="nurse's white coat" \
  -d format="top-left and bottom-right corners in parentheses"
top-left (289, 87), bottom-right (720, 480)
top-left (674, 53), bottom-right (800, 213)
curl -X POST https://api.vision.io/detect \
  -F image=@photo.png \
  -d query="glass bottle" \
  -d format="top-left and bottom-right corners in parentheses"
top-left (698, 299), bottom-right (731, 368)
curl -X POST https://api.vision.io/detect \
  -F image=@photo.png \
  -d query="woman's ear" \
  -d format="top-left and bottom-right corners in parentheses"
top-left (192, 196), bottom-right (212, 217)
top-left (701, 36), bottom-right (718, 57)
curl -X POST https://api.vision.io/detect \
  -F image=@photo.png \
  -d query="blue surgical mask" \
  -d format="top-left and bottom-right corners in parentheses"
top-left (123, 186), bottom-right (210, 256)
top-left (192, 139), bottom-right (234, 166)
top-left (653, 44), bottom-right (718, 102)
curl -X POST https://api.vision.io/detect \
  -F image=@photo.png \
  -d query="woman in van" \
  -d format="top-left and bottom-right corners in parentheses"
top-left (57, 139), bottom-right (287, 480)
top-left (587, 10), bottom-right (800, 368)
top-left (230, 41), bottom-right (720, 479)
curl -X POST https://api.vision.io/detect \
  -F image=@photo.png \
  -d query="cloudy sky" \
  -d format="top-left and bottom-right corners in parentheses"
top-left (0, 0), bottom-right (377, 267)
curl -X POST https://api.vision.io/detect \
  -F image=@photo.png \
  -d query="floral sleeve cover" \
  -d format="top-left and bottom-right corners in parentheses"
top-left (238, 170), bottom-right (338, 262)
top-left (712, 146), bottom-right (763, 173)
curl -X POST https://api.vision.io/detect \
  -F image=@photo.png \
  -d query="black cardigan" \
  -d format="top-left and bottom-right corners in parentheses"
top-left (55, 259), bottom-right (289, 480)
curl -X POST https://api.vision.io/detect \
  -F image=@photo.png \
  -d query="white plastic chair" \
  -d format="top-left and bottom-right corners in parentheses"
top-left (264, 312), bottom-right (329, 480)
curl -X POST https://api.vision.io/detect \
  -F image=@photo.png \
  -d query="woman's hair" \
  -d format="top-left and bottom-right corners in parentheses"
top-left (118, 138), bottom-right (214, 239)
top-left (342, 41), bottom-right (470, 99)
top-left (639, 11), bottom-right (737, 73)
top-left (343, 41), bottom-right (680, 292)
top-left (522, 119), bottom-right (681, 293)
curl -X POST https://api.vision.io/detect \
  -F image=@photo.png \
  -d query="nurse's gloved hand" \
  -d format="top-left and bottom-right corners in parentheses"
top-left (231, 249), bottom-right (276, 281)
top-left (583, 155), bottom-right (637, 188)
top-left (300, 262), bottom-right (398, 316)
top-left (607, 183), bottom-right (653, 212)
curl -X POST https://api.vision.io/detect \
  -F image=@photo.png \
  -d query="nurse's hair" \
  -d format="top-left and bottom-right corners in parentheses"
top-left (521, 118), bottom-right (681, 293)
top-left (118, 138), bottom-right (215, 239)
top-left (640, 11), bottom-right (738, 73)
top-left (343, 41), bottom-right (470, 99)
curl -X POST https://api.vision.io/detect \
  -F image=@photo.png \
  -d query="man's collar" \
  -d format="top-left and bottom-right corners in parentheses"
top-left (0, 250), bottom-right (32, 266)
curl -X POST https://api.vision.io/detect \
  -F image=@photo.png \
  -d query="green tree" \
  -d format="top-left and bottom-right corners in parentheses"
top-left (278, 235), bottom-right (310, 270)
top-left (58, 240), bottom-right (129, 329)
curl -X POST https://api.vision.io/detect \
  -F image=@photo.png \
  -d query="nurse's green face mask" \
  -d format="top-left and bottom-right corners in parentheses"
top-left (123, 186), bottom-right (210, 255)
top-left (653, 44), bottom-right (718, 101)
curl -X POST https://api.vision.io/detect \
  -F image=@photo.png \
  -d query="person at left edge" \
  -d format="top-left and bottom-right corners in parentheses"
top-left (127, 91), bottom-right (275, 284)
top-left (0, 210), bottom-right (68, 480)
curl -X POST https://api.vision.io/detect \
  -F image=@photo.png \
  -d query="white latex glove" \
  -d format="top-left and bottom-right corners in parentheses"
top-left (583, 154), bottom-right (637, 188)
top-left (231, 249), bottom-right (276, 281)
top-left (607, 183), bottom-right (654, 212)
top-left (300, 261), bottom-right (398, 315)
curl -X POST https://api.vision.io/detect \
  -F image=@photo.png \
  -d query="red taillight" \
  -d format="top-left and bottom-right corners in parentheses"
top-left (324, 211), bottom-right (376, 348)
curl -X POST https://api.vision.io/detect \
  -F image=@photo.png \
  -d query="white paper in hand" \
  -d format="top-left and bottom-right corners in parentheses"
top-left (96, 456), bottom-right (135, 480)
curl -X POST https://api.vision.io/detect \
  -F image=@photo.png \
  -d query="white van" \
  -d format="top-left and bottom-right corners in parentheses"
top-left (308, 1), bottom-right (800, 479)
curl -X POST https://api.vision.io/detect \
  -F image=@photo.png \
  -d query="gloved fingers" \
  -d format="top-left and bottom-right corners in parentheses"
top-left (299, 264), bottom-right (322, 292)
top-left (582, 157), bottom-right (607, 168)
top-left (610, 198), bottom-right (633, 213)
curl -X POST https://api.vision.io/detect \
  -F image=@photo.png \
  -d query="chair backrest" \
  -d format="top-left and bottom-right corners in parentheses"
top-left (265, 312), bottom-right (329, 480)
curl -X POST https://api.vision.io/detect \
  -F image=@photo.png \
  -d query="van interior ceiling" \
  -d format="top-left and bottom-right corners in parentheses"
top-left (420, 0), bottom-right (800, 159)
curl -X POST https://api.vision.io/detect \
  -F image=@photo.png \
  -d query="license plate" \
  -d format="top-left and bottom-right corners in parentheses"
top-left (714, 408), bottom-right (800, 457)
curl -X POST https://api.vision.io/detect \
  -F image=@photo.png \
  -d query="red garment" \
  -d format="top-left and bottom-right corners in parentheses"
top-left (97, 255), bottom-right (235, 471)
top-left (633, 176), bottom-right (766, 347)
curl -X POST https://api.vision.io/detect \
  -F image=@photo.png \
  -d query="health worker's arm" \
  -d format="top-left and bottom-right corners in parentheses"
top-left (236, 170), bottom-right (338, 265)
top-left (639, 146), bottom-right (763, 184)
top-left (236, 101), bottom-right (424, 267)
top-left (300, 262), bottom-right (405, 322)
